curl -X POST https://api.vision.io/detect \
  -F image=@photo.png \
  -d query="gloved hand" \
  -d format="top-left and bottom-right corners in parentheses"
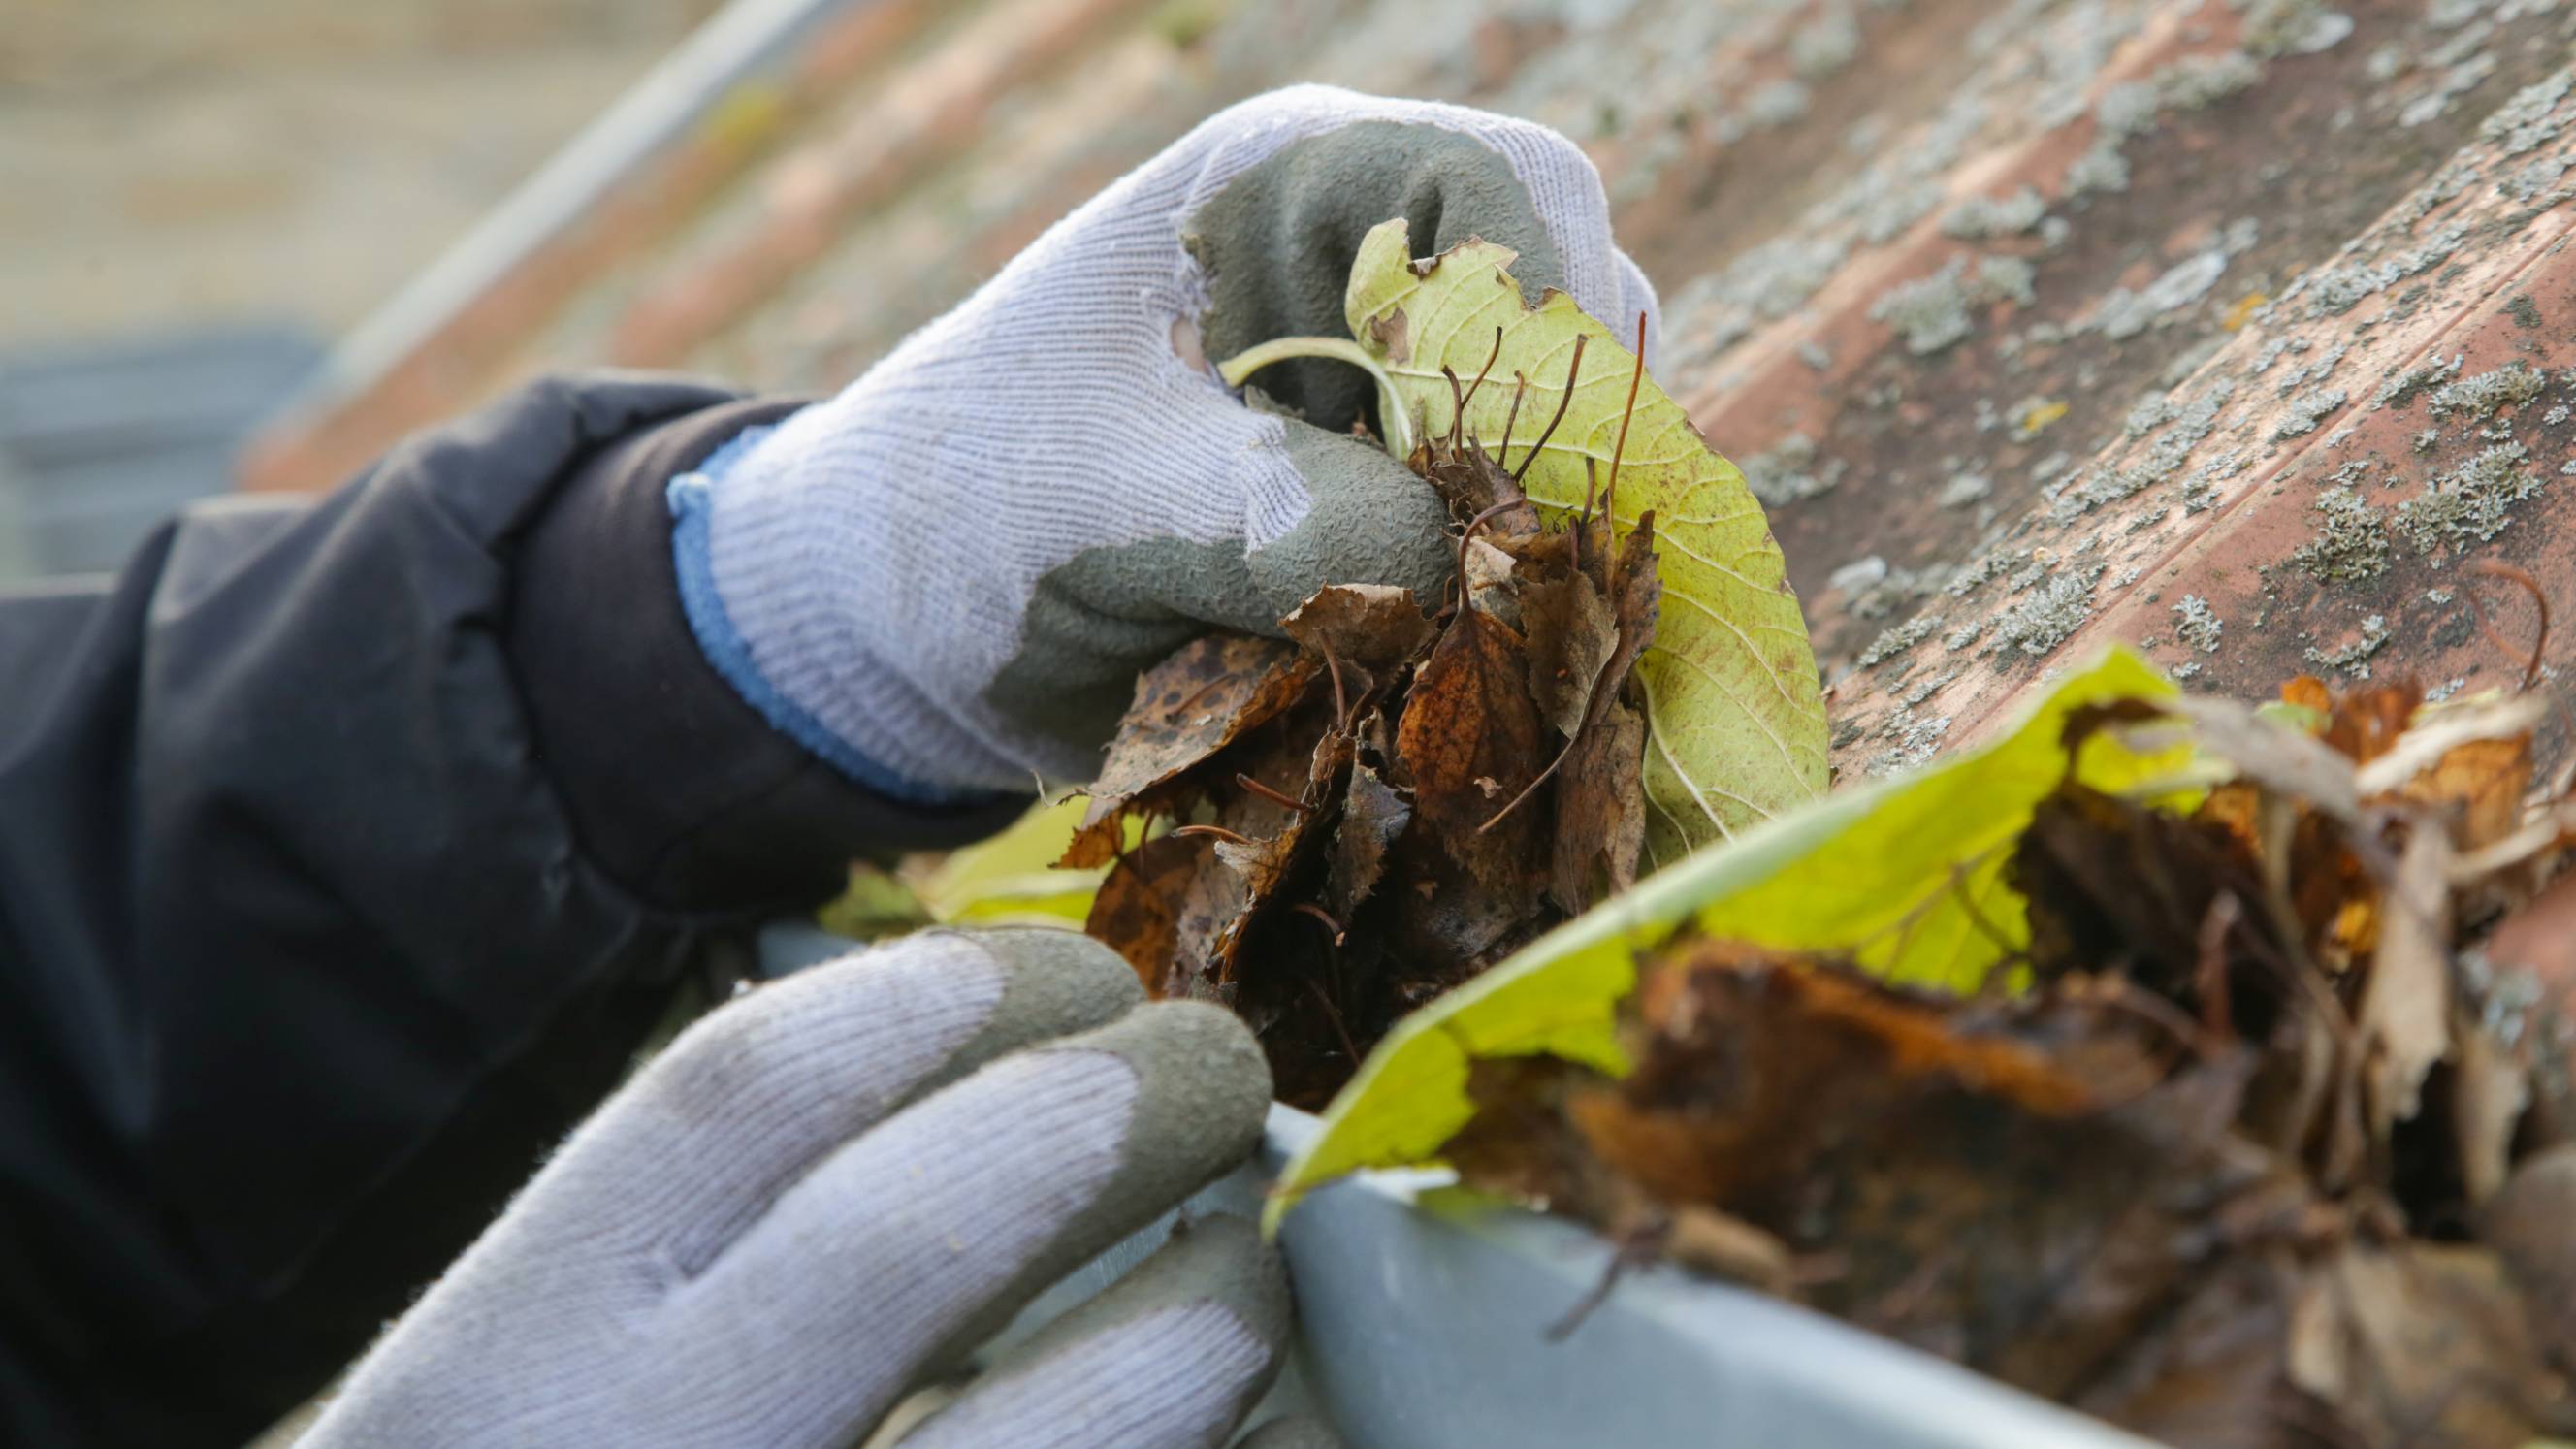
top-left (671, 83), bottom-right (1660, 800)
top-left (299, 929), bottom-right (1320, 1449)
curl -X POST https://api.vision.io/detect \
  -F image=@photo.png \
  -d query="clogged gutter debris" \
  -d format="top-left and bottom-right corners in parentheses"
top-left (1279, 656), bottom-right (2576, 1446)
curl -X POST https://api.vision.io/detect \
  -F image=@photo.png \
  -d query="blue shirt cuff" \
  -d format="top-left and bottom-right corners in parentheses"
top-left (666, 424), bottom-right (1005, 810)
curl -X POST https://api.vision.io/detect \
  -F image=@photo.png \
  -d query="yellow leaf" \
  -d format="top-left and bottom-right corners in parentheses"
top-left (1343, 220), bottom-right (1827, 859)
top-left (913, 797), bottom-right (1112, 928)
top-left (1229, 220), bottom-right (1830, 861)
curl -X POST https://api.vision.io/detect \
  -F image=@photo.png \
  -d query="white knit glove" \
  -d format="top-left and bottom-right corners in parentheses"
top-left (299, 930), bottom-right (1318, 1449)
top-left (671, 84), bottom-right (1660, 800)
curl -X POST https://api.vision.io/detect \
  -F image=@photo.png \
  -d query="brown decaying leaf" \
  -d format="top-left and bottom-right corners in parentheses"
top-left (1324, 761), bottom-right (1408, 918)
top-left (1397, 607), bottom-right (1546, 892)
top-left (2016, 782), bottom-right (2285, 1019)
top-left (2395, 735), bottom-right (2535, 852)
top-left (2306, 677), bottom-right (2423, 767)
top-left (1413, 432), bottom-right (1539, 538)
top-left (1475, 931), bottom-right (2570, 1444)
top-left (1480, 513), bottom-right (1661, 839)
top-left (1565, 945), bottom-right (2102, 1201)
top-left (1065, 635), bottom-right (1315, 866)
top-left (1549, 699), bottom-right (1646, 912)
top-left (2066, 1250), bottom-right (2304, 1449)
top-left (2352, 694), bottom-right (2539, 786)
top-left (1593, 519), bottom-right (1662, 736)
top-left (1553, 944), bottom-right (2334, 1407)
top-left (2082, 1238), bottom-right (2564, 1449)
top-left (1279, 583), bottom-right (1435, 671)
top-left (1520, 568), bottom-right (1615, 738)
top-left (2280, 675), bottom-right (2333, 716)
top-left (1082, 832), bottom-right (1224, 991)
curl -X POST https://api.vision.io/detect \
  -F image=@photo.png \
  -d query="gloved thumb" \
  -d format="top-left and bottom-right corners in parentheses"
top-left (1240, 414), bottom-right (1455, 625)
top-left (979, 400), bottom-right (1453, 777)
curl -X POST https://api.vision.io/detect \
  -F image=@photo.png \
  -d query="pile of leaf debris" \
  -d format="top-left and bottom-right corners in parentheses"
top-left (1444, 676), bottom-right (2576, 1446)
top-left (1063, 400), bottom-right (1662, 1109)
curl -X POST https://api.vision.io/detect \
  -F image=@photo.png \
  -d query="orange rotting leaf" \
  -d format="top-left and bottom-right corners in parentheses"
top-left (2395, 735), bottom-right (2534, 852)
top-left (1398, 608), bottom-right (1547, 890)
top-left (2316, 679), bottom-right (2424, 767)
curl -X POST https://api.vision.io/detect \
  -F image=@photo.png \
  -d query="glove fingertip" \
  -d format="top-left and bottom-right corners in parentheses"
top-left (950, 926), bottom-right (1148, 1031)
top-left (897, 1213), bottom-right (1295, 1449)
top-left (1077, 999), bottom-right (1275, 1162)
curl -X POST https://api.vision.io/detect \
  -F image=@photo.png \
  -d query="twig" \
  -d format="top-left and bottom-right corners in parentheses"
top-left (1547, 1225), bottom-right (1665, 1341)
top-left (2098, 979), bottom-right (2217, 1062)
top-left (1481, 737), bottom-right (1574, 834)
top-left (1304, 976), bottom-right (1361, 1065)
top-left (1457, 326), bottom-right (1504, 423)
top-left (1856, 1248), bottom-right (1956, 1334)
top-left (2463, 560), bottom-right (2548, 692)
top-left (1510, 336), bottom-right (1588, 487)
top-left (1236, 773), bottom-right (1309, 814)
top-left (1292, 901), bottom-right (1346, 946)
top-left (1496, 373), bottom-right (1529, 471)
top-left (1600, 311), bottom-right (1649, 530)
top-left (1572, 458), bottom-right (1597, 575)
top-left (1944, 860), bottom-right (2020, 956)
top-left (1173, 823), bottom-right (1256, 847)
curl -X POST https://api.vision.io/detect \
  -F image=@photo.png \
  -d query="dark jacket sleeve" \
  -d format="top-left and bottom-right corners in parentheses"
top-left (0, 374), bottom-right (1028, 1446)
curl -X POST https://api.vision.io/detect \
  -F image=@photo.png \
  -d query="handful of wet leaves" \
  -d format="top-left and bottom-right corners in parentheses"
top-left (1064, 382), bottom-right (1664, 1109)
top-left (1056, 214), bottom-right (1839, 1107)
top-left (1425, 673), bottom-right (2576, 1446)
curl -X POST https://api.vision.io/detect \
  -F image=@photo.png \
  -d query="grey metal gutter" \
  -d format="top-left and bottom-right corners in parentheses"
top-left (760, 922), bottom-right (2152, 1448)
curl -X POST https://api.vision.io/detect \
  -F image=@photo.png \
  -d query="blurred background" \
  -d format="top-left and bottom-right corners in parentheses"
top-left (0, 0), bottom-right (724, 581)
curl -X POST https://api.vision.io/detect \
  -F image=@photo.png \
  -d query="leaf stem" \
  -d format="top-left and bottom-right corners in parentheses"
top-left (1216, 337), bottom-right (1416, 457)
top-left (1510, 335), bottom-right (1588, 487)
top-left (1497, 373), bottom-right (1528, 467)
top-left (1235, 772), bottom-right (1310, 813)
top-left (1602, 311), bottom-right (1649, 533)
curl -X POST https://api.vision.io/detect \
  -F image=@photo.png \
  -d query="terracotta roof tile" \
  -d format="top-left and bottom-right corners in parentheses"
top-left (243, 0), bottom-right (2576, 780)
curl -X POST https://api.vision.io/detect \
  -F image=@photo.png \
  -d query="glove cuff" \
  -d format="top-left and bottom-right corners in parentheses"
top-left (669, 423), bottom-right (1017, 807)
